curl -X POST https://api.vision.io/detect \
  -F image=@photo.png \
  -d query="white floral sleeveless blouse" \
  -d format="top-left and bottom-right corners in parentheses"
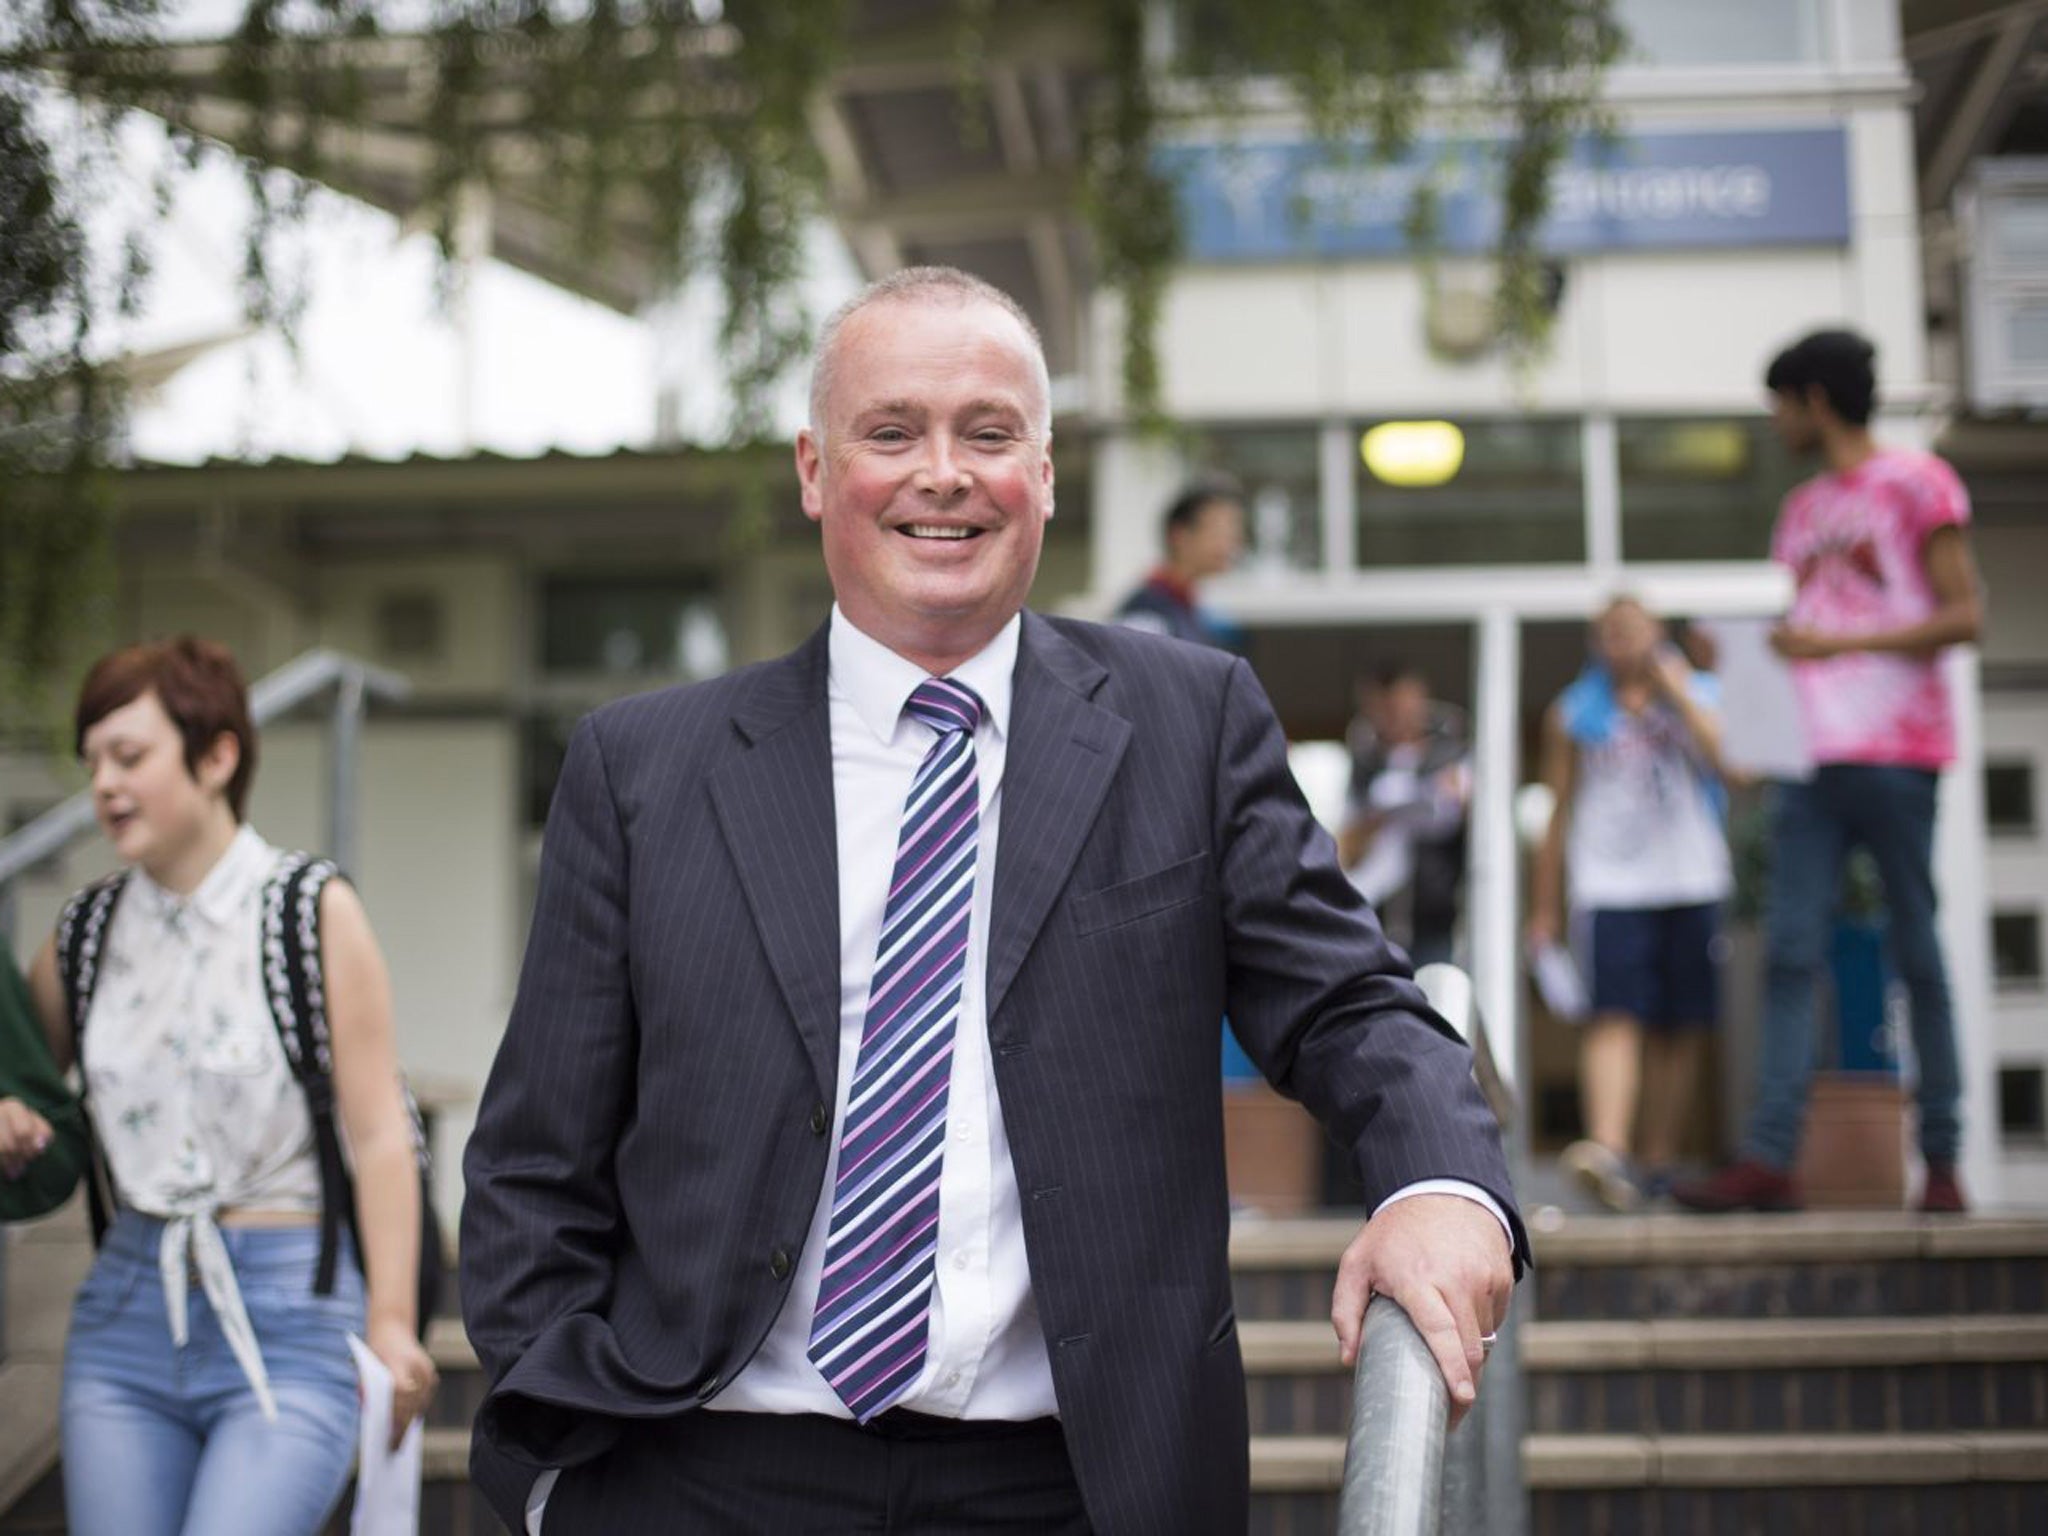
top-left (81, 824), bottom-right (324, 1418)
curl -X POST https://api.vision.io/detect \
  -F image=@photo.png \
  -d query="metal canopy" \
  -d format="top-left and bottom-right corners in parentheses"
top-left (114, 2), bottom-right (1101, 377)
top-left (1905, 0), bottom-right (2048, 212)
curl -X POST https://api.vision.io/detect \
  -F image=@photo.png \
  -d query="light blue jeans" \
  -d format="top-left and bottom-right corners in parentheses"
top-left (1744, 767), bottom-right (1962, 1170)
top-left (61, 1211), bottom-right (365, 1536)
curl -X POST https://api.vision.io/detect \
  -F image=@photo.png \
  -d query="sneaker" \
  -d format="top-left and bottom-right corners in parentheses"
top-left (1562, 1139), bottom-right (1641, 1213)
top-left (1637, 1167), bottom-right (1677, 1204)
top-left (1919, 1164), bottom-right (1968, 1214)
top-left (1671, 1159), bottom-right (1802, 1213)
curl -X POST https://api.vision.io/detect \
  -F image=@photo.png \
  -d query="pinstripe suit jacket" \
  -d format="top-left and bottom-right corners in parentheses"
top-left (460, 611), bottom-right (1528, 1535)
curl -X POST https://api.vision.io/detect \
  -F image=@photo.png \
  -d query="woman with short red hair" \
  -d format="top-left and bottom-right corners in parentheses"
top-left (0, 636), bottom-right (436, 1536)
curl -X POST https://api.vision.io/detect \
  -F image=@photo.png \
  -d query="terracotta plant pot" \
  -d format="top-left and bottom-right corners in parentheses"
top-left (1222, 1082), bottom-right (1324, 1216)
top-left (1796, 1073), bottom-right (1907, 1209)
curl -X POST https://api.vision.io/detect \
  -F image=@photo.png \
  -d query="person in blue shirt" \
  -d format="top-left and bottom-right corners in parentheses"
top-left (1115, 479), bottom-right (1246, 650)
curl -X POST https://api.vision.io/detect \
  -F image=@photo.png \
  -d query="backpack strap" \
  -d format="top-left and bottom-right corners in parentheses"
top-left (262, 853), bottom-right (353, 1297)
top-left (56, 872), bottom-right (129, 1245)
top-left (259, 853), bottom-right (443, 1331)
top-left (57, 872), bottom-right (128, 1043)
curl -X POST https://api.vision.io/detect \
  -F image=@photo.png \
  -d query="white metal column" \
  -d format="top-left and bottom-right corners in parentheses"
top-left (1471, 608), bottom-right (1524, 1114)
top-left (1320, 420), bottom-right (1359, 574)
top-left (1940, 645), bottom-right (2001, 1206)
top-left (1582, 415), bottom-right (1621, 575)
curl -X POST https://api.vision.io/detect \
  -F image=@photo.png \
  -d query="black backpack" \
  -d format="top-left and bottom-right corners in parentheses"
top-left (57, 853), bottom-right (445, 1339)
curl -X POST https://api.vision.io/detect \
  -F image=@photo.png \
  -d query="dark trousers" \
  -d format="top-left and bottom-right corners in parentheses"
top-left (542, 1408), bottom-right (1092, 1534)
top-left (1744, 766), bottom-right (1961, 1169)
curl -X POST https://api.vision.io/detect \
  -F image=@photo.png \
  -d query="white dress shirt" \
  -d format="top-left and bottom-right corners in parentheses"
top-left (710, 606), bottom-right (1054, 1418)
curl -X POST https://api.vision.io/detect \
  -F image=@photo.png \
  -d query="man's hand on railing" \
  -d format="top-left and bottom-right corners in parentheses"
top-left (1330, 1194), bottom-right (1514, 1430)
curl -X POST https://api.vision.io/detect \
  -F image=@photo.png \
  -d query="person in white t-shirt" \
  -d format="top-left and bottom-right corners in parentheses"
top-left (1530, 597), bottom-right (1731, 1211)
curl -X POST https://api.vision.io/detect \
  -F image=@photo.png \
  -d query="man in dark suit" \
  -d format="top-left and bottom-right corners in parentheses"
top-left (461, 266), bottom-right (1526, 1535)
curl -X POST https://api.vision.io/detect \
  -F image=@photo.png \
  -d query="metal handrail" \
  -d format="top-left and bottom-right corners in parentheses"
top-left (1334, 962), bottom-right (1527, 1536)
top-left (0, 648), bottom-right (409, 920)
top-left (1341, 1296), bottom-right (1449, 1535)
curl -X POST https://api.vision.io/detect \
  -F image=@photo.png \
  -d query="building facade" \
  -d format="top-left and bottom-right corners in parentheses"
top-left (1085, 0), bottom-right (2022, 1202)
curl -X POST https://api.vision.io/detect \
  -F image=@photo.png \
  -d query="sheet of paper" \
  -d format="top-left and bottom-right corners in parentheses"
top-left (1529, 941), bottom-right (1588, 1024)
top-left (347, 1333), bottom-right (423, 1536)
top-left (1696, 617), bottom-right (1813, 781)
top-left (1348, 824), bottom-right (1414, 906)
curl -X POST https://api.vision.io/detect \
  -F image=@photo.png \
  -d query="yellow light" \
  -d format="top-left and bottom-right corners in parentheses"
top-left (1361, 421), bottom-right (1465, 488)
top-left (1658, 423), bottom-right (1749, 476)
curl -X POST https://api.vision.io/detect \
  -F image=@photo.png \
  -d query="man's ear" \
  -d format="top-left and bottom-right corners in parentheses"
top-left (797, 429), bottom-right (825, 523)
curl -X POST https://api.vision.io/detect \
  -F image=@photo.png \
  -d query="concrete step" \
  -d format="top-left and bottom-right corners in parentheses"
top-left (1527, 1212), bottom-right (2048, 1323)
top-left (1241, 1430), bottom-right (2048, 1489)
top-left (1231, 1432), bottom-right (2048, 1530)
top-left (1239, 1313), bottom-right (2048, 1436)
top-left (1523, 1429), bottom-right (2048, 1487)
top-left (0, 1206), bottom-right (93, 1535)
top-left (1526, 1431), bottom-right (2048, 1536)
top-left (1231, 1213), bottom-right (2048, 1322)
top-left (1529, 1314), bottom-right (2048, 1437)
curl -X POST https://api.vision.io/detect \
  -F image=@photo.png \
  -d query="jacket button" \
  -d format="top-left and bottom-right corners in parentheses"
top-left (809, 1102), bottom-right (831, 1136)
top-left (770, 1246), bottom-right (792, 1280)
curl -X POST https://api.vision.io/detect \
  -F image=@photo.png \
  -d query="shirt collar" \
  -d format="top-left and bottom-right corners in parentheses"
top-left (1145, 568), bottom-right (1198, 611)
top-left (828, 605), bottom-right (1017, 748)
top-left (133, 823), bottom-right (268, 929)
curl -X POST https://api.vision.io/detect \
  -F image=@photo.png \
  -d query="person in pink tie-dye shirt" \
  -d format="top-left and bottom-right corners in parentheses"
top-left (1677, 329), bottom-right (1985, 1218)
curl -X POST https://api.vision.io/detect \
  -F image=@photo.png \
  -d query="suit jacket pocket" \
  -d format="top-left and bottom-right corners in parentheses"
top-left (1072, 852), bottom-right (1212, 936)
top-left (1205, 1305), bottom-right (1238, 1351)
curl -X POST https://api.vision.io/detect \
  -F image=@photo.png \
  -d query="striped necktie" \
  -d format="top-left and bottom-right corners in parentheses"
top-left (807, 675), bottom-right (985, 1421)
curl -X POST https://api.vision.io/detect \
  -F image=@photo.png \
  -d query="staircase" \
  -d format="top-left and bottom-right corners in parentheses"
top-left (8, 1204), bottom-right (2048, 1532)
top-left (1231, 1210), bottom-right (2048, 1533)
top-left (1521, 1210), bottom-right (2048, 1533)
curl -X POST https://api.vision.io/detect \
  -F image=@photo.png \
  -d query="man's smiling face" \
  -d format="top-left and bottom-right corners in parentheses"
top-left (797, 293), bottom-right (1055, 672)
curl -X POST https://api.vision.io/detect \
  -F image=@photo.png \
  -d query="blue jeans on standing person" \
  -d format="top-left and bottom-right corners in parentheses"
top-left (1744, 766), bottom-right (1961, 1171)
top-left (60, 1210), bottom-right (364, 1536)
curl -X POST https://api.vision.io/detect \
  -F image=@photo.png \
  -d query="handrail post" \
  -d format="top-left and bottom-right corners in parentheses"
top-left (0, 650), bottom-right (409, 951)
top-left (327, 666), bottom-right (368, 876)
top-left (1440, 1286), bottom-right (1528, 1536)
top-left (1339, 1294), bottom-right (1448, 1535)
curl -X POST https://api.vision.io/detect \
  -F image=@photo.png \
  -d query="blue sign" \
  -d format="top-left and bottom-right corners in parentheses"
top-left (1159, 128), bottom-right (1851, 261)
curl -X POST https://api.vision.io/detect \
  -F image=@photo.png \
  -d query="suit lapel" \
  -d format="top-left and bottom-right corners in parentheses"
top-left (987, 614), bottom-right (1131, 1024)
top-left (707, 625), bottom-right (841, 1098)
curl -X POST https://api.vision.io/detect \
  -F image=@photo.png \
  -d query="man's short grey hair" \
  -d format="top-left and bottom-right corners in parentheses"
top-left (808, 266), bottom-right (1052, 432)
